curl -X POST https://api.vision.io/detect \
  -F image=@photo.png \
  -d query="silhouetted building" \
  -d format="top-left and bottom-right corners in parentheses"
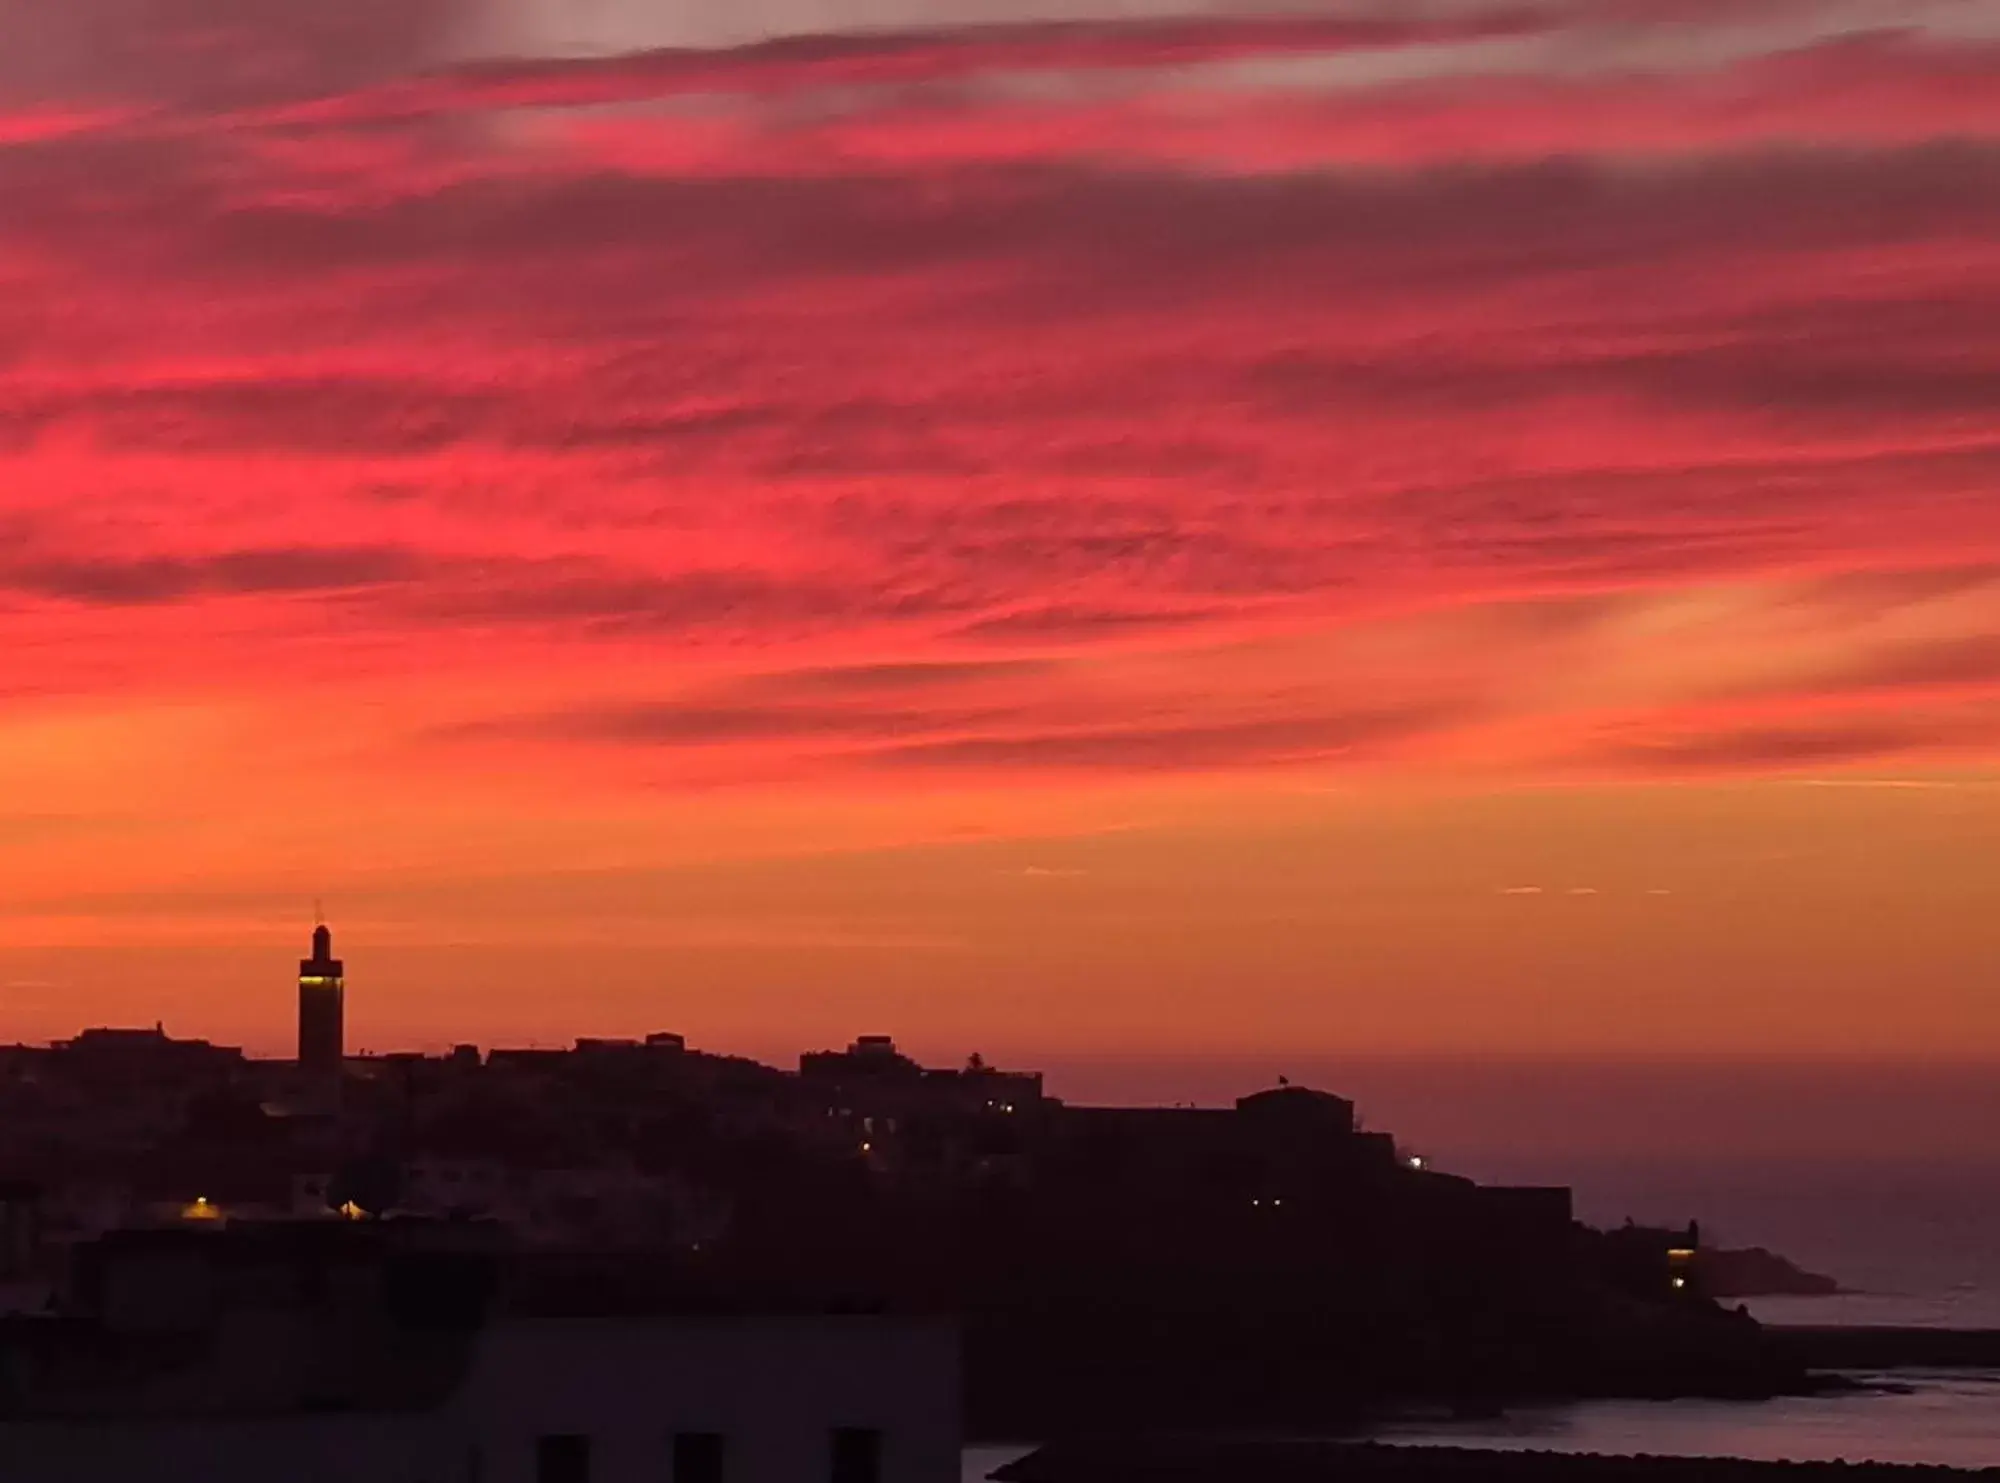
top-left (0, 1181), bottom-right (38, 1282)
top-left (1234, 1085), bottom-right (1357, 1134)
top-left (297, 925), bottom-right (345, 1074)
top-left (0, 1225), bottom-right (959, 1482)
top-left (1602, 1220), bottom-right (1702, 1298)
top-left (801, 1037), bottom-right (925, 1083)
top-left (50, 1026), bottom-right (243, 1080)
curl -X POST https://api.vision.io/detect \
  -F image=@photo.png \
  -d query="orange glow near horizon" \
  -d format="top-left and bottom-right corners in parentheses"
top-left (3, 0), bottom-right (2000, 1102)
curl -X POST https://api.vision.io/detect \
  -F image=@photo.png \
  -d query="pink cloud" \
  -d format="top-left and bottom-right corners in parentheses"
top-left (1, 0), bottom-right (1998, 784)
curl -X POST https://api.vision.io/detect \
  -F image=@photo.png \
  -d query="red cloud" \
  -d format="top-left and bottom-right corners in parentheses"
top-left (2, 0), bottom-right (1998, 785)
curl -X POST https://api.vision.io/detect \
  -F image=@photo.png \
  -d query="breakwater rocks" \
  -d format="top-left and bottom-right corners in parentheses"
top-left (993, 1440), bottom-right (2000, 1483)
top-left (1774, 1328), bottom-right (2000, 1370)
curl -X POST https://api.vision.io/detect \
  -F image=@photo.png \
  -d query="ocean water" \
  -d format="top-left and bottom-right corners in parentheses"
top-left (1372, 1372), bottom-right (2000, 1469)
top-left (961, 1375), bottom-right (2000, 1481)
top-left (965, 1444), bottom-right (1037, 1482)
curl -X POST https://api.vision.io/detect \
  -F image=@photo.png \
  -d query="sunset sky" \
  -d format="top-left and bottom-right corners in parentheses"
top-left (3, 0), bottom-right (2000, 1123)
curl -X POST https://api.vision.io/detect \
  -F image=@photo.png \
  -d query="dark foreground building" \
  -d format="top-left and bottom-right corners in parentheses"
top-left (0, 1224), bottom-right (959, 1483)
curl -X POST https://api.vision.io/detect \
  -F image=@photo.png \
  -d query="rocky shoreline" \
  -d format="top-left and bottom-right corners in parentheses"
top-left (992, 1439), bottom-right (2000, 1483)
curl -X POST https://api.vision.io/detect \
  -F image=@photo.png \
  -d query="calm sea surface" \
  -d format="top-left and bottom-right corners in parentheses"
top-left (960, 1376), bottom-right (2000, 1481)
top-left (1372, 1372), bottom-right (2000, 1469)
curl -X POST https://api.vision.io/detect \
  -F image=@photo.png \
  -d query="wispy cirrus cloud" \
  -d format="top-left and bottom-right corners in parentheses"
top-left (1588, 718), bottom-right (1958, 775)
top-left (2, 0), bottom-right (1999, 794)
top-left (7, 0), bottom-right (2000, 1064)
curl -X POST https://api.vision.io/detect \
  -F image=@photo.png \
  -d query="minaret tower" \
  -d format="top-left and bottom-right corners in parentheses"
top-left (298, 921), bottom-right (346, 1074)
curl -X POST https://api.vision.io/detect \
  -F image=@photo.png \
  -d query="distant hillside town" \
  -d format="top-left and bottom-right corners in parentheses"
top-left (0, 927), bottom-right (1811, 1478)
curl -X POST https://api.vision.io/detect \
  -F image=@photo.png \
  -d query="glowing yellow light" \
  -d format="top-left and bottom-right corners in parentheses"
top-left (339, 1200), bottom-right (366, 1221)
top-left (299, 976), bottom-right (342, 988)
top-left (1671, 1276), bottom-right (1687, 1290)
top-left (860, 1142), bottom-right (872, 1153)
top-left (1668, 1248), bottom-right (1695, 1260)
